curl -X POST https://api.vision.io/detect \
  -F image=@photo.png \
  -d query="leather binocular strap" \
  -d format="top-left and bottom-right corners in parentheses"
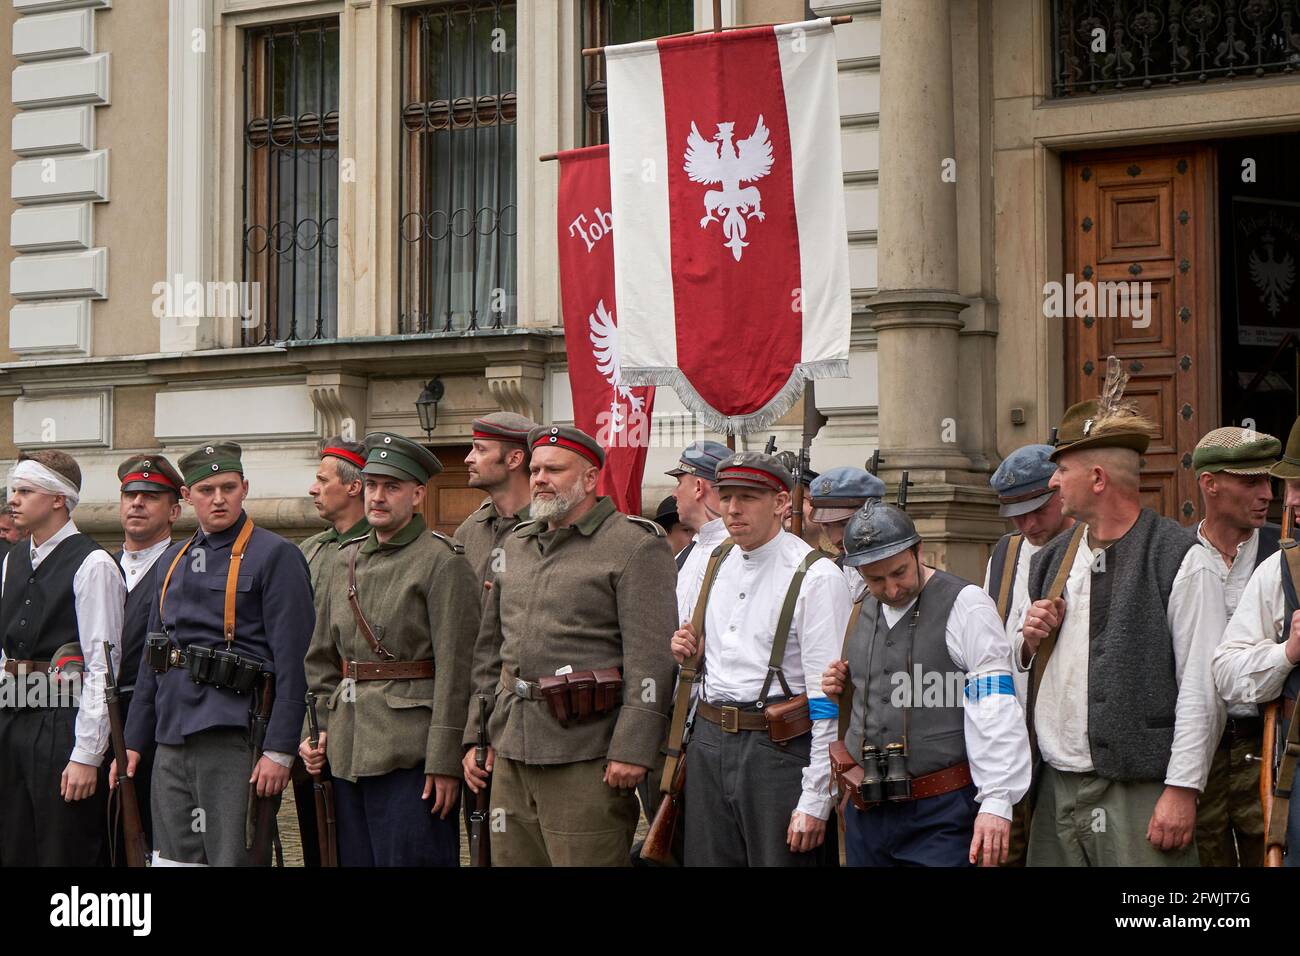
top-left (659, 539), bottom-right (733, 794)
top-left (343, 659), bottom-right (435, 681)
top-left (158, 531), bottom-right (200, 622)
top-left (837, 598), bottom-right (865, 742)
top-left (223, 518), bottom-right (255, 649)
top-left (757, 550), bottom-right (829, 703)
top-left (347, 540), bottom-right (394, 661)
top-left (995, 534), bottom-right (1024, 623)
top-left (1027, 522), bottom-right (1086, 736)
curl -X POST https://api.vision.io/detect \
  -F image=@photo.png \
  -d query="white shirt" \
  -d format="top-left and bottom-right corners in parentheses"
top-left (0, 520), bottom-right (125, 767)
top-left (983, 536), bottom-right (1044, 707)
top-left (877, 579), bottom-right (1031, 821)
top-left (1213, 550), bottom-right (1292, 706)
top-left (675, 516), bottom-right (729, 625)
top-left (840, 561), bottom-right (865, 602)
top-left (119, 537), bottom-right (172, 594)
top-left (701, 530), bottom-right (851, 820)
top-left (1015, 529), bottom-right (1226, 791)
top-left (1197, 522), bottom-right (1262, 718)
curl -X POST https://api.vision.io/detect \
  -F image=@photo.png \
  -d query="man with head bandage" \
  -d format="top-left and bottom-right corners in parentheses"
top-left (0, 449), bottom-right (126, 866)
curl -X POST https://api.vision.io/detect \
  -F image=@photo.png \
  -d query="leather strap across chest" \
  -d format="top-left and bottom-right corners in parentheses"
top-left (995, 534), bottom-right (1024, 623)
top-left (158, 518), bottom-right (255, 649)
top-left (1026, 522), bottom-right (1087, 755)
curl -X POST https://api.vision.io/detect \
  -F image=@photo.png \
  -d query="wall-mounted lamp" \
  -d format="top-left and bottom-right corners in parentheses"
top-left (415, 377), bottom-right (445, 438)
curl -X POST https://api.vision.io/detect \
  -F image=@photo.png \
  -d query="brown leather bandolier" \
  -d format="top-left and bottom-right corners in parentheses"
top-left (995, 533), bottom-right (1024, 623)
top-left (341, 539), bottom-right (434, 679)
top-left (1263, 536), bottom-right (1300, 864)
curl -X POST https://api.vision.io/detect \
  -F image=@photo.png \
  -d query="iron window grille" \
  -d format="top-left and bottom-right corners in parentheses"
top-left (242, 19), bottom-right (340, 345)
top-left (581, 0), bottom-right (697, 146)
top-left (1051, 0), bottom-right (1300, 98)
top-left (398, 1), bottom-right (518, 334)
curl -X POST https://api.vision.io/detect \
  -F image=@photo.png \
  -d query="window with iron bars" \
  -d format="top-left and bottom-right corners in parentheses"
top-left (242, 19), bottom-right (340, 345)
top-left (1051, 0), bottom-right (1300, 98)
top-left (581, 0), bottom-right (698, 146)
top-left (398, 1), bottom-right (517, 334)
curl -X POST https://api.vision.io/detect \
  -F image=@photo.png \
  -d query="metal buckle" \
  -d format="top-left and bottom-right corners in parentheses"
top-left (514, 678), bottom-right (531, 700)
top-left (720, 705), bottom-right (740, 733)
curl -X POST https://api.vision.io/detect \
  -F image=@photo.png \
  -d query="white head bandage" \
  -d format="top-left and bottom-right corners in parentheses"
top-left (9, 459), bottom-right (80, 511)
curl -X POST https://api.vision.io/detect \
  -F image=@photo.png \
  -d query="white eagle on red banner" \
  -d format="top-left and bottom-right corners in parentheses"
top-left (684, 115), bottom-right (774, 261)
top-left (588, 299), bottom-right (645, 434)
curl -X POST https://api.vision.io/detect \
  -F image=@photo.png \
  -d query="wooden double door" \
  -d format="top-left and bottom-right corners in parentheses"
top-left (1063, 146), bottom-right (1220, 524)
top-left (421, 444), bottom-right (485, 537)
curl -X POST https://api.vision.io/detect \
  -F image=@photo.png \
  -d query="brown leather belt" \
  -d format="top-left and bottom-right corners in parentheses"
top-left (909, 761), bottom-right (974, 800)
top-left (502, 667), bottom-right (545, 701)
top-left (696, 701), bottom-right (768, 733)
top-left (832, 741), bottom-right (973, 810)
top-left (3, 659), bottom-right (51, 675)
top-left (341, 659), bottom-right (434, 681)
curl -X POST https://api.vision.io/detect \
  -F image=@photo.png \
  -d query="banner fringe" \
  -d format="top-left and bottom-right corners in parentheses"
top-left (622, 359), bottom-right (848, 436)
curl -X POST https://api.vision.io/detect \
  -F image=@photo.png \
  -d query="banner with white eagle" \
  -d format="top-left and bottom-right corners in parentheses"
top-left (556, 145), bottom-right (655, 516)
top-left (604, 18), bottom-right (851, 433)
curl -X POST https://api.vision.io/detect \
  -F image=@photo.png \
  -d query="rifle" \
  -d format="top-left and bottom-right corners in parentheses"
top-left (104, 641), bottom-right (150, 868)
top-left (305, 691), bottom-right (338, 867)
top-left (469, 694), bottom-right (492, 867)
top-left (1262, 506), bottom-right (1294, 867)
top-left (764, 435), bottom-right (777, 455)
top-left (248, 675), bottom-right (280, 866)
top-left (897, 469), bottom-right (913, 511)
top-left (791, 382), bottom-right (829, 538)
top-left (640, 751), bottom-right (685, 865)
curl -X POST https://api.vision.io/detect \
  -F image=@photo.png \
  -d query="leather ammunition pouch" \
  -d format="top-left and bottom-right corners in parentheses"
top-left (829, 740), bottom-right (972, 811)
top-left (146, 633), bottom-right (265, 695)
top-left (763, 693), bottom-right (812, 743)
top-left (509, 666), bottom-right (623, 727)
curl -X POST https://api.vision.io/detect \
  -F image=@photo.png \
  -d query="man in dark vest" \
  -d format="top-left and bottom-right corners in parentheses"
top-left (1018, 386), bottom-right (1226, 866)
top-left (1191, 426), bottom-right (1281, 866)
top-left (982, 443), bottom-right (1074, 866)
top-left (300, 433), bottom-right (481, 866)
top-left (671, 452), bottom-right (849, 866)
top-left (1214, 415), bottom-right (1300, 864)
top-left (0, 449), bottom-right (126, 865)
top-left (822, 502), bottom-right (1030, 867)
top-left (117, 440), bottom-right (315, 866)
top-left (456, 412), bottom-right (536, 599)
top-left (107, 453), bottom-right (183, 861)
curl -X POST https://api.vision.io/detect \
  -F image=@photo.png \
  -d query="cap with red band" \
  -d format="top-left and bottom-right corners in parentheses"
top-left (473, 411), bottom-right (538, 447)
top-left (322, 445), bottom-right (366, 469)
top-left (117, 453), bottom-right (183, 495)
top-left (527, 424), bottom-right (605, 469)
top-left (714, 451), bottom-right (794, 493)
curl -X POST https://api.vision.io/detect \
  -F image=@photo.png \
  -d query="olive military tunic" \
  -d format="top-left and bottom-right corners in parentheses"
top-left (454, 499), bottom-right (529, 599)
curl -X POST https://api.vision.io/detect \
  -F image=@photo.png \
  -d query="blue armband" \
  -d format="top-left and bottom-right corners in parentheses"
top-left (808, 697), bottom-right (838, 720)
top-left (964, 674), bottom-right (1014, 701)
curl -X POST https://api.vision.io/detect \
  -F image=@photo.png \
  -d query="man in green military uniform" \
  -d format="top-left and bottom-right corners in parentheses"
top-left (301, 436), bottom-right (370, 591)
top-left (455, 412), bottom-right (536, 599)
top-left (462, 424), bottom-right (678, 866)
top-left (299, 432), bottom-right (480, 866)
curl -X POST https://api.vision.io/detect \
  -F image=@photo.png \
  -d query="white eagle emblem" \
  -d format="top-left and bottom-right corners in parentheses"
top-left (588, 299), bottom-right (645, 433)
top-left (684, 116), bottom-right (774, 261)
top-left (1248, 231), bottom-right (1295, 316)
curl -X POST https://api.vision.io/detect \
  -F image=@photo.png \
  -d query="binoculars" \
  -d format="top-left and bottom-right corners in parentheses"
top-left (858, 742), bottom-right (912, 803)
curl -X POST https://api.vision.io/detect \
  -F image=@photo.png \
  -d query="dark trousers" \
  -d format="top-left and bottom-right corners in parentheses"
top-left (682, 717), bottom-right (816, 867)
top-left (333, 765), bottom-right (459, 867)
top-left (291, 758), bottom-right (321, 867)
top-left (0, 706), bottom-right (108, 866)
top-left (843, 785), bottom-right (978, 867)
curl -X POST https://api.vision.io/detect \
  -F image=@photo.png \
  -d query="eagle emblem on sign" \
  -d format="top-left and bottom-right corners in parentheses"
top-left (684, 116), bottom-right (774, 262)
top-left (589, 299), bottom-right (646, 434)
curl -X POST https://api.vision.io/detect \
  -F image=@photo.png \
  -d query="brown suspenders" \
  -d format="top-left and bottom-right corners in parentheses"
top-left (158, 517), bottom-right (256, 649)
top-left (995, 534), bottom-right (1024, 623)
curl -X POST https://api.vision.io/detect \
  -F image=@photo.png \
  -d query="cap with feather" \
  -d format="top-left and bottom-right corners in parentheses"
top-left (1050, 356), bottom-right (1156, 461)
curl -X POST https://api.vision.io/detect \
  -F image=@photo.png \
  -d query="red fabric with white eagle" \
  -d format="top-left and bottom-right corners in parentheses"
top-left (604, 21), bottom-right (850, 433)
top-left (556, 145), bottom-right (655, 515)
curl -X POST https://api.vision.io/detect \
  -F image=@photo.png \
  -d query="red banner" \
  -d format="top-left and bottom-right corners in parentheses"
top-left (556, 145), bottom-right (654, 515)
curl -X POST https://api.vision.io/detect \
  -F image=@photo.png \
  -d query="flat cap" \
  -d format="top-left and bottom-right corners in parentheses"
top-left (653, 494), bottom-right (680, 531)
top-left (1270, 417), bottom-right (1300, 481)
top-left (473, 412), bottom-right (538, 448)
top-left (179, 441), bottom-right (244, 486)
top-left (665, 440), bottom-right (731, 482)
top-left (1193, 427), bottom-right (1281, 477)
top-left (362, 432), bottom-right (443, 483)
top-left (990, 444), bottom-right (1058, 517)
top-left (528, 425), bottom-right (605, 468)
top-left (118, 454), bottom-right (183, 495)
top-left (715, 451), bottom-right (794, 493)
top-left (809, 466), bottom-right (886, 523)
top-left (1051, 399), bottom-right (1151, 460)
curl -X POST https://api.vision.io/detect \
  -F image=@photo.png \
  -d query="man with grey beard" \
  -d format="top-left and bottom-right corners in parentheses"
top-left (462, 425), bottom-right (677, 866)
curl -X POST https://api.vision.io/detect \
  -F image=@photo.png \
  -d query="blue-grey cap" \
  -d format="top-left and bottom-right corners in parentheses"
top-left (809, 466), bottom-right (886, 523)
top-left (989, 444), bottom-right (1057, 517)
top-left (666, 440), bottom-right (732, 482)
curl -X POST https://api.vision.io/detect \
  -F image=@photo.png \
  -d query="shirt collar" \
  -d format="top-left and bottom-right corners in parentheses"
top-left (361, 513), bottom-right (427, 554)
top-left (696, 516), bottom-right (728, 547)
top-left (196, 511), bottom-right (248, 550)
top-left (32, 519), bottom-right (78, 563)
top-left (121, 537), bottom-right (172, 562)
top-left (738, 527), bottom-right (786, 561)
top-left (1195, 520), bottom-right (1256, 560)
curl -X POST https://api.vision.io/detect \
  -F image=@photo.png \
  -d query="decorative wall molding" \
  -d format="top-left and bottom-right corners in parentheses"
top-left (13, 387), bottom-right (112, 448)
top-left (485, 363), bottom-right (545, 421)
top-left (307, 371), bottom-right (369, 440)
top-left (9, 0), bottom-right (112, 359)
top-left (154, 382), bottom-right (319, 444)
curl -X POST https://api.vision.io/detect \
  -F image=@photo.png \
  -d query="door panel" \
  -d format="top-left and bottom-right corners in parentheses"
top-left (421, 444), bottom-right (480, 537)
top-left (1064, 147), bottom-right (1219, 524)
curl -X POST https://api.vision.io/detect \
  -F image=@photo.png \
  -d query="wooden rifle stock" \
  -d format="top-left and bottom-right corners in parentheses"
top-left (1262, 507), bottom-right (1294, 867)
top-left (640, 752), bottom-right (686, 865)
top-left (469, 694), bottom-right (492, 867)
top-left (305, 692), bottom-right (338, 867)
top-left (104, 642), bottom-right (150, 868)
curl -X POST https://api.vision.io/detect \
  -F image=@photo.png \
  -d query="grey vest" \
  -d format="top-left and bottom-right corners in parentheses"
top-left (1027, 507), bottom-right (1197, 782)
top-left (847, 570), bottom-right (968, 777)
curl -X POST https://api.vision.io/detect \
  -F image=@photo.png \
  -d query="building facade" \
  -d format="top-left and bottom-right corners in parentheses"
top-left (1, 0), bottom-right (1295, 582)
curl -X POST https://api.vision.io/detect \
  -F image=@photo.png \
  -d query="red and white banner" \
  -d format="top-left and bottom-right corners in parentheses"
top-left (556, 145), bottom-right (655, 516)
top-left (604, 19), bottom-right (850, 433)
